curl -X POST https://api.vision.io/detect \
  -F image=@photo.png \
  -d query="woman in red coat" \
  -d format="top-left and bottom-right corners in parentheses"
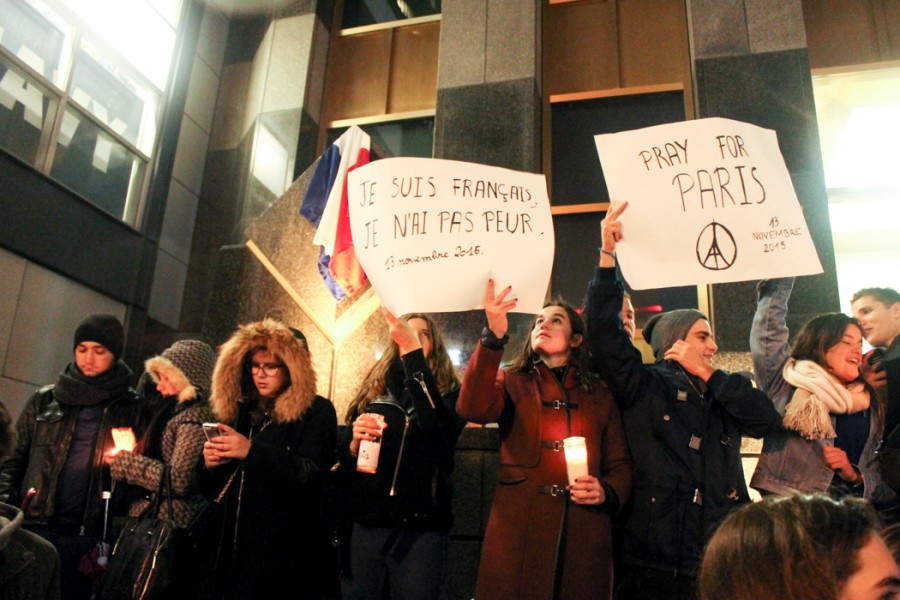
top-left (457, 280), bottom-right (633, 600)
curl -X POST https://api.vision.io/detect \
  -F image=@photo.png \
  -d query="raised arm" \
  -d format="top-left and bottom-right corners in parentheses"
top-left (750, 278), bottom-right (794, 413)
top-left (457, 280), bottom-right (516, 424)
top-left (586, 202), bottom-right (648, 408)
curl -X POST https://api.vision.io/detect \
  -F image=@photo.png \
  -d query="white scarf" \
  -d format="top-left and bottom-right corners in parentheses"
top-left (781, 358), bottom-right (870, 440)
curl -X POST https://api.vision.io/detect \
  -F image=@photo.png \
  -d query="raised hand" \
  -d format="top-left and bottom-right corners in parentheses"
top-left (664, 339), bottom-right (715, 382)
top-left (861, 351), bottom-right (887, 390)
top-left (600, 201), bottom-right (628, 254)
top-left (382, 307), bottom-right (421, 356)
top-left (484, 279), bottom-right (517, 339)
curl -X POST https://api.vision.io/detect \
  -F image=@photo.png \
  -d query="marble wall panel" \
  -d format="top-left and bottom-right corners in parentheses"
top-left (745, 0), bottom-right (806, 54)
top-left (437, 0), bottom-right (488, 89)
top-left (485, 0), bottom-right (537, 84)
top-left (688, 0), bottom-right (749, 59)
top-left (0, 249), bottom-right (26, 375)
top-left (434, 78), bottom-right (540, 172)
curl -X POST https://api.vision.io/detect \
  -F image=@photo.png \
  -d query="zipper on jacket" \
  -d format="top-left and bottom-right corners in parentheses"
top-left (412, 372), bottom-right (436, 410)
top-left (370, 396), bottom-right (413, 498)
top-left (79, 402), bottom-right (113, 536)
top-left (389, 413), bottom-right (411, 497)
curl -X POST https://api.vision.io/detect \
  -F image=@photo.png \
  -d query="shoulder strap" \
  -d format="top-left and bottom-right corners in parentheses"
top-left (149, 465), bottom-right (174, 519)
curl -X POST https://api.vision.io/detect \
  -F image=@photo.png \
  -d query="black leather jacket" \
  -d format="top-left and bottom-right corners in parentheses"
top-left (0, 375), bottom-right (146, 536)
top-left (336, 349), bottom-right (463, 532)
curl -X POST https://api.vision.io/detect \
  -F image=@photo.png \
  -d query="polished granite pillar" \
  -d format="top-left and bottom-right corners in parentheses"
top-left (688, 0), bottom-right (840, 350)
top-left (434, 0), bottom-right (541, 173)
top-left (184, 0), bottom-right (332, 332)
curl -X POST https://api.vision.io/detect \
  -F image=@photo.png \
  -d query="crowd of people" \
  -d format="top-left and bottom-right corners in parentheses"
top-left (0, 202), bottom-right (898, 600)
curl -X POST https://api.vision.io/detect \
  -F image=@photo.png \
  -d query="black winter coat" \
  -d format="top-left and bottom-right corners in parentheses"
top-left (587, 267), bottom-right (780, 574)
top-left (199, 395), bottom-right (337, 600)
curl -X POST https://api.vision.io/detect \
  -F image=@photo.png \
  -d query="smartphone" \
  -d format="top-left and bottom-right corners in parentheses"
top-left (203, 422), bottom-right (225, 441)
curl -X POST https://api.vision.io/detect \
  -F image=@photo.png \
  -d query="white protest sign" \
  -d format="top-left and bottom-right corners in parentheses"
top-left (347, 157), bottom-right (554, 315)
top-left (595, 117), bottom-right (823, 289)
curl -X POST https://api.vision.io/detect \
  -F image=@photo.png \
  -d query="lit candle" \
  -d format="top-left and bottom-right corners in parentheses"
top-left (110, 427), bottom-right (136, 455)
top-left (563, 436), bottom-right (588, 485)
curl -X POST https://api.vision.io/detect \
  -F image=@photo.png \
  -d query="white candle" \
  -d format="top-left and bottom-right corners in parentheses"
top-left (357, 413), bottom-right (386, 474)
top-left (563, 436), bottom-right (588, 485)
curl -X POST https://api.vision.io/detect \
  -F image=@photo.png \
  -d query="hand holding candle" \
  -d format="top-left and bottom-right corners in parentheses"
top-left (564, 436), bottom-right (606, 505)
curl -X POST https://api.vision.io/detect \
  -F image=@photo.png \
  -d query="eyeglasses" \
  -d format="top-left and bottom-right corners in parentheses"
top-left (249, 363), bottom-right (283, 376)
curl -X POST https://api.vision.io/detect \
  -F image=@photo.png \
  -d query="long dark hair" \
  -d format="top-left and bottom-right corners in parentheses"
top-left (792, 313), bottom-right (858, 368)
top-left (506, 298), bottom-right (596, 390)
top-left (791, 313), bottom-right (881, 419)
top-left (346, 313), bottom-right (459, 423)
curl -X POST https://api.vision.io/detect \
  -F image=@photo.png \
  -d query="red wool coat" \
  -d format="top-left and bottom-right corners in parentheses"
top-left (458, 342), bottom-right (633, 600)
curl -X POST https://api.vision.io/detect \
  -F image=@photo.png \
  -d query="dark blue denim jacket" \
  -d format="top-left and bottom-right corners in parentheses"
top-left (749, 278), bottom-right (896, 507)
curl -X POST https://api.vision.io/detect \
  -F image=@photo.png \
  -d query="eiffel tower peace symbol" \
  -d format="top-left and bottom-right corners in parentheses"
top-left (696, 221), bottom-right (737, 270)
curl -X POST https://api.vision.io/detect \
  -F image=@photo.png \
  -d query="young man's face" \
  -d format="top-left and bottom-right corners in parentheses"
top-left (75, 342), bottom-right (115, 377)
top-left (851, 295), bottom-right (900, 348)
top-left (621, 297), bottom-right (636, 341)
top-left (682, 319), bottom-right (718, 365)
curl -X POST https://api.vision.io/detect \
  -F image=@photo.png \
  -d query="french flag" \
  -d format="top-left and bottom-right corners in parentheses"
top-left (300, 126), bottom-right (371, 300)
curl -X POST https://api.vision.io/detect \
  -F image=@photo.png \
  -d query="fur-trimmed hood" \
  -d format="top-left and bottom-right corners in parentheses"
top-left (210, 319), bottom-right (317, 424)
top-left (145, 340), bottom-right (216, 403)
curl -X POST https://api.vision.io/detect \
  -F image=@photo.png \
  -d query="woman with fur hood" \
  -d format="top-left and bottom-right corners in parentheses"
top-left (110, 339), bottom-right (216, 528)
top-left (200, 319), bottom-right (337, 600)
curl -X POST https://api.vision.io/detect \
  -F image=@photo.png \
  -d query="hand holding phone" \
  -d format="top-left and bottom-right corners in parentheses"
top-left (203, 422), bottom-right (225, 441)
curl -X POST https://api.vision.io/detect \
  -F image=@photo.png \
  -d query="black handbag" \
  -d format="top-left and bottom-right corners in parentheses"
top-left (97, 466), bottom-right (179, 600)
top-left (183, 466), bottom-right (239, 552)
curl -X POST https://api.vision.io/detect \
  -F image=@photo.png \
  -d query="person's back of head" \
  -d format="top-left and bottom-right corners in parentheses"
top-left (699, 493), bottom-right (895, 600)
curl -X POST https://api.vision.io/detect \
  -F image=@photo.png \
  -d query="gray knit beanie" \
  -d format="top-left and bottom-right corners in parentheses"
top-left (145, 340), bottom-right (217, 401)
top-left (643, 309), bottom-right (709, 361)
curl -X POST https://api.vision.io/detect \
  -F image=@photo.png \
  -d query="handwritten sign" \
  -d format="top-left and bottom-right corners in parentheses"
top-left (347, 157), bottom-right (554, 315)
top-left (595, 117), bottom-right (823, 289)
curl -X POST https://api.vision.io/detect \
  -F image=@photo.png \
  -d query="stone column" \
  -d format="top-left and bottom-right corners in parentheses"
top-left (434, 0), bottom-right (541, 172)
top-left (185, 0), bottom-right (332, 332)
top-left (688, 0), bottom-right (839, 348)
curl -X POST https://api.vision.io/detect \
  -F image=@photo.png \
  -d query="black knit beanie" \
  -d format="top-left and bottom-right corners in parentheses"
top-left (643, 309), bottom-right (708, 362)
top-left (73, 313), bottom-right (125, 361)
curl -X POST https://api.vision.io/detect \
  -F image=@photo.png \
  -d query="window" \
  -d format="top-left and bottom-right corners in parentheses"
top-left (812, 66), bottom-right (900, 322)
top-left (0, 0), bottom-right (181, 225)
top-left (341, 0), bottom-right (441, 29)
top-left (327, 116), bottom-right (434, 159)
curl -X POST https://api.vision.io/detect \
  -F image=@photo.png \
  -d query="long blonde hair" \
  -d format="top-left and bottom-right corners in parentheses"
top-left (346, 313), bottom-right (459, 423)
